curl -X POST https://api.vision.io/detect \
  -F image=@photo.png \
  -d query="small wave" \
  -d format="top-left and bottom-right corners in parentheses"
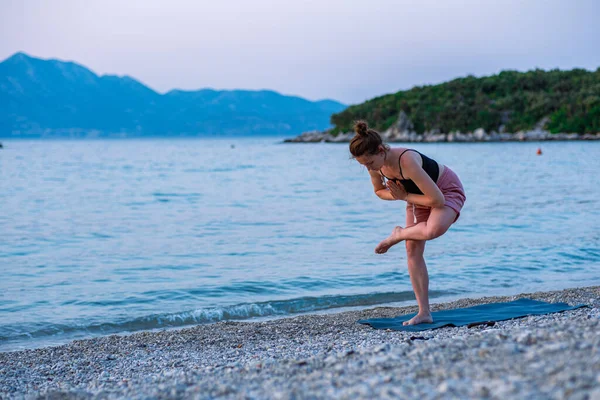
top-left (152, 192), bottom-right (203, 198)
top-left (152, 192), bottom-right (203, 203)
top-left (0, 289), bottom-right (457, 351)
top-left (207, 165), bottom-right (256, 173)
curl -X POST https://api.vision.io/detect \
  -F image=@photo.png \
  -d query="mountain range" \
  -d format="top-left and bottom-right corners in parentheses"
top-left (0, 52), bottom-right (346, 138)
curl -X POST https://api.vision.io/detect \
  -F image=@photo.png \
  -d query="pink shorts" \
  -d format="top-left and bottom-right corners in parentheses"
top-left (406, 166), bottom-right (466, 225)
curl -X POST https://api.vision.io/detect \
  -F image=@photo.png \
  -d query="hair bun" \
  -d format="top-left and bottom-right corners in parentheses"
top-left (354, 120), bottom-right (368, 136)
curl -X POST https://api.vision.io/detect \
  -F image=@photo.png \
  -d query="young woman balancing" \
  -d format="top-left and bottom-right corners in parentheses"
top-left (350, 121), bottom-right (466, 325)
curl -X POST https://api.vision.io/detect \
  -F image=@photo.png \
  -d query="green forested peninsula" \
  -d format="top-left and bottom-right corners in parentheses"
top-left (331, 68), bottom-right (600, 135)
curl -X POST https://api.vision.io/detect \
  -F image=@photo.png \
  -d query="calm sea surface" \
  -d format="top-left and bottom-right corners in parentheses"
top-left (1, 138), bottom-right (599, 351)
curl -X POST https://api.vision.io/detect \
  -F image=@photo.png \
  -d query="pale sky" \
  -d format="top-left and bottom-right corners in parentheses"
top-left (1, 0), bottom-right (599, 104)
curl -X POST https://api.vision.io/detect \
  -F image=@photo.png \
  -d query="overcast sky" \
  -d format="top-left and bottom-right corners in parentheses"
top-left (1, 0), bottom-right (599, 104)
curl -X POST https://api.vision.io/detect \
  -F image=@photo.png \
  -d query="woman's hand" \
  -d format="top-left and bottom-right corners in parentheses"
top-left (387, 180), bottom-right (408, 201)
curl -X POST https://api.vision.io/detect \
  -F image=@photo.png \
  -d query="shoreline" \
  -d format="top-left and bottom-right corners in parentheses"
top-left (284, 129), bottom-right (600, 143)
top-left (1, 286), bottom-right (599, 399)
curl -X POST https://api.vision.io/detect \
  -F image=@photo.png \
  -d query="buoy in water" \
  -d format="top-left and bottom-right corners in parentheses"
top-left (536, 148), bottom-right (542, 155)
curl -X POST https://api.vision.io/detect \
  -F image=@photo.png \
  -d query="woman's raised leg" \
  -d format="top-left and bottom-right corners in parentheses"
top-left (375, 206), bottom-right (457, 254)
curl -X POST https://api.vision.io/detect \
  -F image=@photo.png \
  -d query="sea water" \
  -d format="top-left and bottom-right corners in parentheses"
top-left (1, 138), bottom-right (599, 351)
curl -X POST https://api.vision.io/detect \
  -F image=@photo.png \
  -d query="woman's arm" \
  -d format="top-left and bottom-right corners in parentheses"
top-left (368, 170), bottom-right (396, 201)
top-left (400, 153), bottom-right (445, 208)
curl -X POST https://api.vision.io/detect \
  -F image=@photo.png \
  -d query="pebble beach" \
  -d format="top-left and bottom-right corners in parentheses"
top-left (1, 286), bottom-right (599, 399)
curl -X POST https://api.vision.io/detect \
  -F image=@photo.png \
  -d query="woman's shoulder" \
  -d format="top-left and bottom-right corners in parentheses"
top-left (388, 146), bottom-right (411, 158)
top-left (390, 146), bottom-right (419, 155)
top-left (398, 148), bottom-right (422, 168)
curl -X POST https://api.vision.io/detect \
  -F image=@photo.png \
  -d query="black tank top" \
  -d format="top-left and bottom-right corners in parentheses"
top-left (380, 149), bottom-right (439, 195)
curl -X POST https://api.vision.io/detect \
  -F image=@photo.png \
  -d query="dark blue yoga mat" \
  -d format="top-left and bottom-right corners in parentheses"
top-left (358, 298), bottom-right (586, 332)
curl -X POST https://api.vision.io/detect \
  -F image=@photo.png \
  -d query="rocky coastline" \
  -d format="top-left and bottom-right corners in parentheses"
top-left (284, 129), bottom-right (600, 143)
top-left (284, 112), bottom-right (600, 143)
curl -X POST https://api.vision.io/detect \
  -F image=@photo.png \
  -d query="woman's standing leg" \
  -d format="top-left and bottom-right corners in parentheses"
top-left (404, 205), bottom-right (433, 325)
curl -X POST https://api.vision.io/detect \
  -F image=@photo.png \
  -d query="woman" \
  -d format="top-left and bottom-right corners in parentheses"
top-left (350, 120), bottom-right (466, 325)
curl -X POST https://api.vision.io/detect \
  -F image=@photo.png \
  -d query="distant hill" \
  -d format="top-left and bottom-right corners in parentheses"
top-left (330, 68), bottom-right (600, 135)
top-left (0, 52), bottom-right (346, 138)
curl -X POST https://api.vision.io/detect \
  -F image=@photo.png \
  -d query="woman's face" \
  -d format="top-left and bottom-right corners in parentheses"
top-left (356, 148), bottom-right (385, 172)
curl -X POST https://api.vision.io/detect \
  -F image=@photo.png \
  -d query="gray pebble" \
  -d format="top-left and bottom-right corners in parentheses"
top-left (1, 285), bottom-right (599, 399)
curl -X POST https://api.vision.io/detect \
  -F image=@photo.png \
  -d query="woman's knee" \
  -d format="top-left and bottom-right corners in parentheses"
top-left (424, 224), bottom-right (449, 240)
top-left (405, 240), bottom-right (425, 260)
top-left (424, 207), bottom-right (456, 240)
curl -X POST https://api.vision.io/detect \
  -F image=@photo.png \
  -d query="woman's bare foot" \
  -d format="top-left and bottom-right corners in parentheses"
top-left (374, 226), bottom-right (404, 254)
top-left (403, 312), bottom-right (433, 326)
